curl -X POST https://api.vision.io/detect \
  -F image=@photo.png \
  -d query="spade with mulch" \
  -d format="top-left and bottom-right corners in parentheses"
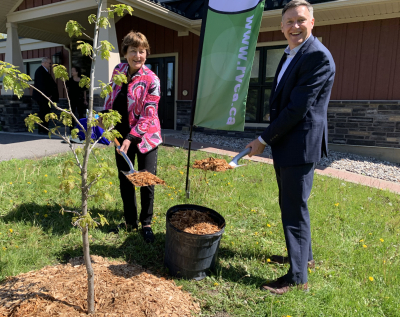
top-left (169, 209), bottom-right (222, 235)
top-left (192, 157), bottom-right (233, 172)
top-left (126, 171), bottom-right (166, 187)
top-left (0, 255), bottom-right (200, 317)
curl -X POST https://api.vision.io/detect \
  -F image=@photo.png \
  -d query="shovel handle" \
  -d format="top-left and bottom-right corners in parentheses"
top-left (114, 138), bottom-right (136, 172)
top-left (230, 147), bottom-right (251, 165)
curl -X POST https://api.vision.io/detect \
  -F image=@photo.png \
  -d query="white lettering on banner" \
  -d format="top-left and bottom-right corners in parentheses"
top-left (227, 15), bottom-right (254, 126)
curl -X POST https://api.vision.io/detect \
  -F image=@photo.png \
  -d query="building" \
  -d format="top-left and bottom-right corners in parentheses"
top-left (1, 0), bottom-right (400, 161)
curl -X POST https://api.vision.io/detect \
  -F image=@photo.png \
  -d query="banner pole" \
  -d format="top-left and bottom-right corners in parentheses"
top-left (185, 0), bottom-right (210, 199)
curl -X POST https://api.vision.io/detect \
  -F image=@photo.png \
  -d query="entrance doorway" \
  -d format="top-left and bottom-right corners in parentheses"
top-left (145, 56), bottom-right (175, 129)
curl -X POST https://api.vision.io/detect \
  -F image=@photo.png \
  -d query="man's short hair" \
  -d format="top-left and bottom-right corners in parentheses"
top-left (282, 0), bottom-right (314, 18)
top-left (41, 57), bottom-right (51, 63)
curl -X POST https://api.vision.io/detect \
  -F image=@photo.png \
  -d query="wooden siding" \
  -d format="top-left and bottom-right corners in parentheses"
top-left (116, 15), bottom-right (200, 101)
top-left (16, 0), bottom-right (66, 11)
top-left (313, 18), bottom-right (400, 100)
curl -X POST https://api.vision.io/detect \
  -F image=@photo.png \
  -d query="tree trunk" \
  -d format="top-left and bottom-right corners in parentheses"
top-left (81, 0), bottom-right (103, 313)
top-left (82, 225), bottom-right (95, 314)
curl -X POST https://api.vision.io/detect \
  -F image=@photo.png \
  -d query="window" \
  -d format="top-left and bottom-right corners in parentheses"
top-left (246, 45), bottom-right (286, 123)
top-left (23, 61), bottom-right (42, 81)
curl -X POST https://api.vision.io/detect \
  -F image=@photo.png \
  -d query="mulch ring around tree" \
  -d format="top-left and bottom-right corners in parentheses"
top-left (0, 255), bottom-right (200, 317)
top-left (125, 171), bottom-right (166, 187)
top-left (192, 157), bottom-right (233, 172)
top-left (169, 210), bottom-right (222, 235)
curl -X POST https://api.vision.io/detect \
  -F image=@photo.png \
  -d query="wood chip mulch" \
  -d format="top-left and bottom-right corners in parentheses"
top-left (192, 158), bottom-right (233, 172)
top-left (169, 210), bottom-right (222, 235)
top-left (0, 255), bottom-right (200, 317)
top-left (126, 171), bottom-right (166, 187)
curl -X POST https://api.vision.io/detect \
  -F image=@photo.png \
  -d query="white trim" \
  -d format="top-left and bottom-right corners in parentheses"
top-left (147, 52), bottom-right (178, 130)
top-left (8, 0), bottom-right (25, 15)
top-left (7, 0), bottom-right (97, 23)
top-left (0, 38), bottom-right (61, 53)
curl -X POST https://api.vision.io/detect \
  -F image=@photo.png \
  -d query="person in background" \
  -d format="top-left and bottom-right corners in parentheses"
top-left (245, 0), bottom-right (335, 294)
top-left (103, 31), bottom-right (162, 243)
top-left (66, 66), bottom-right (88, 119)
top-left (32, 57), bottom-right (59, 134)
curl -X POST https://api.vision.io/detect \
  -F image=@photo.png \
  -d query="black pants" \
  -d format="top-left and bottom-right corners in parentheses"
top-left (274, 162), bottom-right (315, 284)
top-left (115, 145), bottom-right (158, 227)
top-left (37, 100), bottom-right (51, 133)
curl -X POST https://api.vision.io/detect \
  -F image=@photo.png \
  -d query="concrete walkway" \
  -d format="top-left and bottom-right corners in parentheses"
top-left (1, 129), bottom-right (399, 194)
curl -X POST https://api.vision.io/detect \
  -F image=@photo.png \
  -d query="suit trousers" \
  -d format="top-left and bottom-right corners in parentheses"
top-left (274, 162), bottom-right (315, 284)
top-left (37, 100), bottom-right (51, 133)
top-left (115, 145), bottom-right (158, 227)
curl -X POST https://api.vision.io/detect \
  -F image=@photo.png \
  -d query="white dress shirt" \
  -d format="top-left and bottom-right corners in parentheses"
top-left (258, 35), bottom-right (311, 145)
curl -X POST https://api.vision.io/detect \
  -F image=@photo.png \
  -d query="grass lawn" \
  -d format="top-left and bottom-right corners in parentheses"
top-left (0, 145), bottom-right (399, 316)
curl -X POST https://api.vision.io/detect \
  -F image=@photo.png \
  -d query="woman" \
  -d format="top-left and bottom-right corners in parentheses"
top-left (66, 66), bottom-right (88, 119)
top-left (104, 31), bottom-right (162, 243)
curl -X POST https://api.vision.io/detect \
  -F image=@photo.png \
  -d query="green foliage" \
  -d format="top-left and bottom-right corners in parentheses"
top-left (111, 4), bottom-right (134, 17)
top-left (98, 80), bottom-right (113, 98)
top-left (24, 114), bottom-right (42, 133)
top-left (99, 40), bottom-right (114, 60)
top-left (77, 41), bottom-right (93, 57)
top-left (59, 112), bottom-right (73, 127)
top-left (88, 14), bottom-right (97, 24)
top-left (71, 128), bottom-right (80, 140)
top-left (98, 17), bottom-right (110, 29)
top-left (45, 112), bottom-right (58, 122)
top-left (65, 20), bottom-right (85, 37)
top-left (112, 71), bottom-right (128, 86)
top-left (53, 65), bottom-right (69, 81)
top-left (79, 75), bottom-right (90, 89)
top-left (0, 61), bottom-right (31, 98)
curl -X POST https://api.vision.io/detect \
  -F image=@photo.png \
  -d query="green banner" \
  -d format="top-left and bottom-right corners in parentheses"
top-left (193, 0), bottom-right (265, 131)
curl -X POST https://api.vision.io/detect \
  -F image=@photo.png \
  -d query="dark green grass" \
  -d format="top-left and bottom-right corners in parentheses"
top-left (0, 145), bottom-right (399, 316)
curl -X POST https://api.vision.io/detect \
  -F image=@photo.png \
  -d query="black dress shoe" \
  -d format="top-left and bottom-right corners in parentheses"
top-left (141, 227), bottom-right (155, 243)
top-left (270, 255), bottom-right (315, 269)
top-left (260, 276), bottom-right (308, 295)
top-left (108, 223), bottom-right (137, 234)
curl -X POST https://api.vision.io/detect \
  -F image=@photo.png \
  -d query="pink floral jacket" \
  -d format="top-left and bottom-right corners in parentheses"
top-left (104, 63), bottom-right (162, 153)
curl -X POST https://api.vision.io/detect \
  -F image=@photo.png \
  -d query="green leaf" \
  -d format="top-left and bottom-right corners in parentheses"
top-left (77, 41), bottom-right (93, 57)
top-left (98, 214), bottom-right (109, 226)
top-left (71, 128), bottom-right (80, 139)
top-left (98, 17), bottom-right (111, 29)
top-left (88, 14), bottom-right (97, 24)
top-left (79, 75), bottom-right (90, 89)
top-left (98, 80), bottom-right (113, 98)
top-left (111, 4), bottom-right (134, 17)
top-left (24, 114), bottom-right (42, 132)
top-left (99, 40), bottom-right (114, 60)
top-left (112, 71), bottom-right (128, 86)
top-left (75, 147), bottom-right (83, 155)
top-left (45, 113), bottom-right (58, 122)
top-left (60, 112), bottom-right (73, 127)
top-left (53, 65), bottom-right (69, 81)
top-left (65, 20), bottom-right (85, 38)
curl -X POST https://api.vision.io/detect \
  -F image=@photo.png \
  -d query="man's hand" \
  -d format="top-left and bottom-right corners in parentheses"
top-left (245, 138), bottom-right (266, 157)
top-left (119, 139), bottom-right (131, 154)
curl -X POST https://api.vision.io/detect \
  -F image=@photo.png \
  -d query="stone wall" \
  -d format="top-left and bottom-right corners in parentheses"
top-left (328, 101), bottom-right (400, 148)
top-left (0, 95), bottom-right (38, 132)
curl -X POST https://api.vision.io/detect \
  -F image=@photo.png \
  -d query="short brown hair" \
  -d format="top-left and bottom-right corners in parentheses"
top-left (282, 0), bottom-right (314, 18)
top-left (121, 31), bottom-right (151, 56)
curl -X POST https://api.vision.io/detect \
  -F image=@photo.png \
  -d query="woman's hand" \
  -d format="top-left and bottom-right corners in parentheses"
top-left (119, 139), bottom-right (131, 154)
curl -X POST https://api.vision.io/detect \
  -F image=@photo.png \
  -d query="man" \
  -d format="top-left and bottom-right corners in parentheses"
top-left (32, 57), bottom-right (59, 134)
top-left (246, 0), bottom-right (335, 294)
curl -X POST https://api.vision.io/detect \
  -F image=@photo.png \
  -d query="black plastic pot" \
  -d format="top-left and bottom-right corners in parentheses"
top-left (164, 204), bottom-right (225, 280)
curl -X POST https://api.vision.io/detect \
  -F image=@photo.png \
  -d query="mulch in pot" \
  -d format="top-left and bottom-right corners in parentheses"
top-left (169, 209), bottom-right (221, 235)
top-left (192, 157), bottom-right (233, 172)
top-left (0, 255), bottom-right (200, 317)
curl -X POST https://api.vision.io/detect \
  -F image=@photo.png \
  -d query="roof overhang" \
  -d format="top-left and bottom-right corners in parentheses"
top-left (0, 0), bottom-right (399, 45)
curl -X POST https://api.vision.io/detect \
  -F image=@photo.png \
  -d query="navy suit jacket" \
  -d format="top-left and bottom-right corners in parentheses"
top-left (260, 35), bottom-right (335, 167)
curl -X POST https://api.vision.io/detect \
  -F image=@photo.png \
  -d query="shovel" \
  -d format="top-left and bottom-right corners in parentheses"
top-left (228, 147), bottom-right (251, 168)
top-left (114, 138), bottom-right (138, 177)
